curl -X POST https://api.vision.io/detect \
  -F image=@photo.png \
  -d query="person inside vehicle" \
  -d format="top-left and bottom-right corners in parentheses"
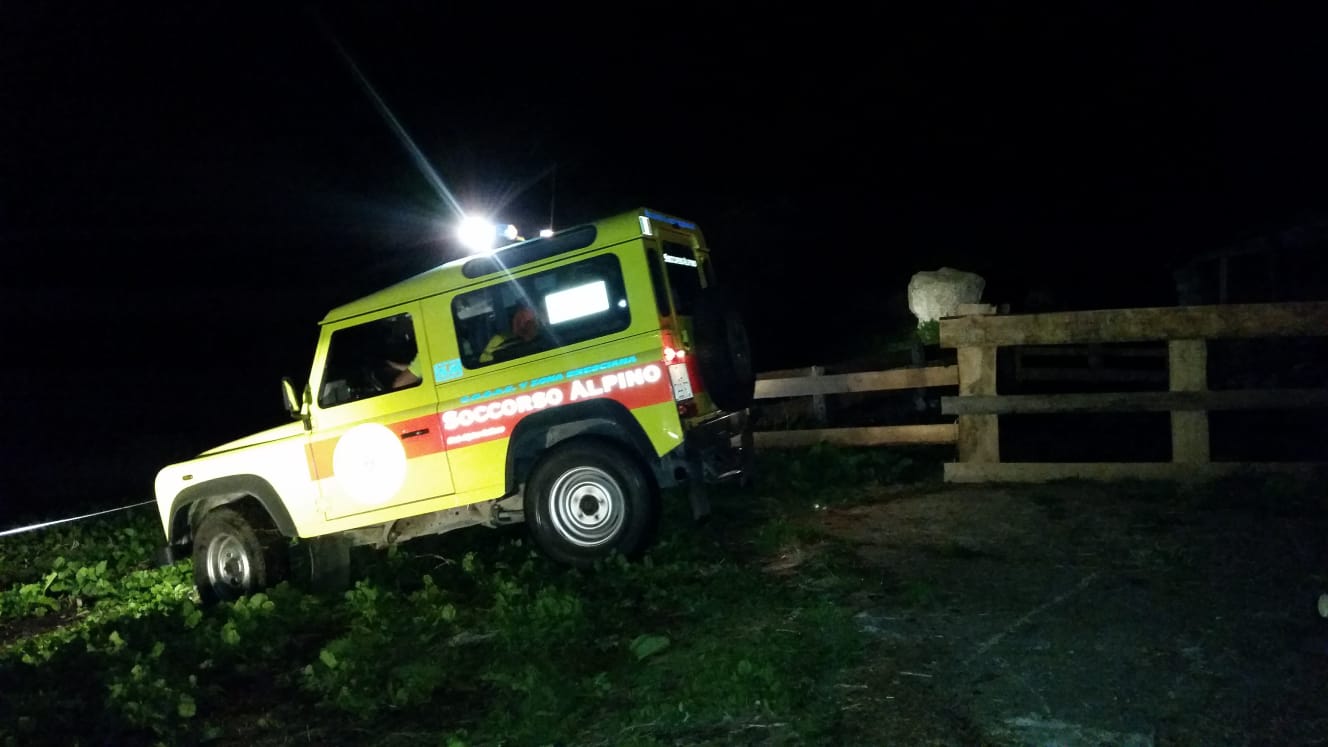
top-left (480, 303), bottom-right (542, 363)
top-left (378, 332), bottom-right (422, 390)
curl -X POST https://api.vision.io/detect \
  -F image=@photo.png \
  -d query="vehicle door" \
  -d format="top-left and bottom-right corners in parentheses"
top-left (307, 305), bottom-right (453, 520)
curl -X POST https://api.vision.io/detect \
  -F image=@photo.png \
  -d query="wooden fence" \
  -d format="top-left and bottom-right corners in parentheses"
top-left (938, 301), bottom-right (1328, 483)
top-left (1012, 344), bottom-right (1167, 384)
top-left (750, 364), bottom-right (959, 448)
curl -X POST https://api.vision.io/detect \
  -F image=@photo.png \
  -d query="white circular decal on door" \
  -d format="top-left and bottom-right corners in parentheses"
top-left (332, 423), bottom-right (408, 506)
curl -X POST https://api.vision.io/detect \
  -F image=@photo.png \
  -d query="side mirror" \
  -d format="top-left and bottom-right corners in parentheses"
top-left (282, 377), bottom-right (310, 430)
top-left (281, 377), bottom-right (300, 418)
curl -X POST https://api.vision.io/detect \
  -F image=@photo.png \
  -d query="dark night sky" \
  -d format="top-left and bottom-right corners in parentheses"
top-left (4, 4), bottom-right (1328, 515)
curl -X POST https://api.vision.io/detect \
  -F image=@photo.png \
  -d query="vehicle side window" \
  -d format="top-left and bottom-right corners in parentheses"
top-left (452, 254), bottom-right (631, 369)
top-left (318, 312), bottom-right (422, 408)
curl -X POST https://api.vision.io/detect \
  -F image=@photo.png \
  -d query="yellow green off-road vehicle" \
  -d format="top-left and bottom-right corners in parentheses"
top-left (154, 208), bottom-right (755, 604)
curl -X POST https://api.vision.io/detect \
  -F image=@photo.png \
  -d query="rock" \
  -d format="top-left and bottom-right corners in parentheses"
top-left (908, 268), bottom-right (986, 324)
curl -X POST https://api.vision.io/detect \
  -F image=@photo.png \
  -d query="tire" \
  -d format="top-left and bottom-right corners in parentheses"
top-left (524, 441), bottom-right (659, 568)
top-left (692, 289), bottom-right (755, 411)
top-left (191, 507), bottom-right (288, 606)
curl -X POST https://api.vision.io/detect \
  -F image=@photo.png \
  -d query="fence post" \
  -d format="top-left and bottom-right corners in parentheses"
top-left (911, 337), bottom-right (928, 411)
top-left (808, 365), bottom-right (828, 426)
top-left (957, 346), bottom-right (1000, 463)
top-left (1169, 339), bottom-right (1210, 464)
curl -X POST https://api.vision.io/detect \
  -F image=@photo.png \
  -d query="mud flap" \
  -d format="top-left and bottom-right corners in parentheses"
top-left (739, 418), bottom-right (757, 489)
top-left (687, 450), bottom-right (711, 522)
top-left (153, 544), bottom-right (178, 568)
top-left (302, 535), bottom-right (351, 594)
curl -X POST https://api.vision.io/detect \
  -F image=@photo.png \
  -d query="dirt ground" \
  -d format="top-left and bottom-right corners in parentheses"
top-left (796, 478), bottom-right (1328, 746)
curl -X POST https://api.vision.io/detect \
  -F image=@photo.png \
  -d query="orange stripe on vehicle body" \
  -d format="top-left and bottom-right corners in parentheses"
top-left (305, 414), bottom-right (447, 481)
top-left (307, 439), bottom-right (336, 481)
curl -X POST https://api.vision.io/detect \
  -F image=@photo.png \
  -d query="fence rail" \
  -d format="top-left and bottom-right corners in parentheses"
top-left (1012, 344), bottom-right (1167, 384)
top-left (945, 388), bottom-right (1328, 415)
top-left (750, 364), bottom-right (958, 448)
top-left (938, 301), bottom-right (1328, 483)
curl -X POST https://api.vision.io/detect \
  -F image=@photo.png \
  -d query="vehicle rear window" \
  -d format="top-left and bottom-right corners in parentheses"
top-left (661, 241), bottom-right (703, 316)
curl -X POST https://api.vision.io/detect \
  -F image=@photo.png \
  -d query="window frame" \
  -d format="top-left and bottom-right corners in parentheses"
top-left (316, 311), bottom-right (423, 409)
top-left (451, 252), bottom-right (633, 370)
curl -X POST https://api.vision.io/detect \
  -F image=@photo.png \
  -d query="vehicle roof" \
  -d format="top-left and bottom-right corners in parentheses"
top-left (321, 207), bottom-right (701, 324)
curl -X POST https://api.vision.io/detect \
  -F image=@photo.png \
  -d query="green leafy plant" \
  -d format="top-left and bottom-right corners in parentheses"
top-left (2, 473), bottom-right (893, 745)
top-left (756, 442), bottom-right (915, 499)
top-left (916, 319), bottom-right (940, 346)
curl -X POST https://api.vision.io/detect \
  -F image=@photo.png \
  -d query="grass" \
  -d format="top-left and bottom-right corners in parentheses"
top-left (0, 444), bottom-right (923, 747)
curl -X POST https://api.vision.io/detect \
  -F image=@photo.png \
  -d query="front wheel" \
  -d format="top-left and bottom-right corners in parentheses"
top-left (191, 507), bottom-right (287, 606)
top-left (525, 441), bottom-right (659, 568)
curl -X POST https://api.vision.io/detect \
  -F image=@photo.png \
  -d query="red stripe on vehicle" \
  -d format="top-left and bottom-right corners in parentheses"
top-left (304, 362), bottom-right (676, 475)
top-left (396, 414), bottom-right (445, 460)
top-left (439, 362), bottom-right (675, 450)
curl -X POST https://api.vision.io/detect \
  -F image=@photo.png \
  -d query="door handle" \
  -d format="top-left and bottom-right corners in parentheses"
top-left (401, 428), bottom-right (430, 440)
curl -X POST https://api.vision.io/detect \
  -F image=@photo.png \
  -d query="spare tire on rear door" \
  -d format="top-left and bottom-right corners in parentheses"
top-left (692, 289), bottom-right (755, 411)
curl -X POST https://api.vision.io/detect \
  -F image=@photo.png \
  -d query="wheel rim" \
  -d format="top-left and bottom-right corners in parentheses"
top-left (205, 532), bottom-right (252, 596)
top-left (547, 466), bottom-right (625, 547)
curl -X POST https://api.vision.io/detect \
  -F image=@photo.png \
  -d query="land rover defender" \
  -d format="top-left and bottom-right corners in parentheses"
top-left (154, 208), bottom-right (754, 603)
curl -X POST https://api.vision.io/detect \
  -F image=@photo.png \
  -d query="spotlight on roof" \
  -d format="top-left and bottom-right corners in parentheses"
top-left (456, 216), bottom-right (523, 253)
top-left (456, 216), bottom-right (497, 253)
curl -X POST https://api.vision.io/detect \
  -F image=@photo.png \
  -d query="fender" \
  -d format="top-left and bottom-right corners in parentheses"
top-left (504, 398), bottom-right (667, 494)
top-left (168, 474), bottom-right (298, 544)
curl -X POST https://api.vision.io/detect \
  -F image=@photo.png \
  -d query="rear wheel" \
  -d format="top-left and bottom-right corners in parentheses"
top-left (525, 441), bottom-right (659, 568)
top-left (191, 507), bottom-right (288, 606)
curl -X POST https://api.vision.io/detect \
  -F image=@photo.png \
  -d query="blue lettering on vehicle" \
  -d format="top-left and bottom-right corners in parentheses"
top-left (565, 356), bottom-right (638, 379)
top-left (527, 373), bottom-right (565, 388)
top-left (460, 385), bottom-right (515, 405)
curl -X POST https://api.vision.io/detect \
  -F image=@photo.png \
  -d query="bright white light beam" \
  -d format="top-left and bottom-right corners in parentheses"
top-left (324, 32), bottom-right (464, 219)
top-left (457, 216), bottom-right (497, 252)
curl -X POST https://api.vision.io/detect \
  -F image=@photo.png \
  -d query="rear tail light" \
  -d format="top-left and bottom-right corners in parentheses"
top-left (662, 331), bottom-right (687, 365)
top-left (661, 330), bottom-right (679, 363)
top-left (662, 329), bottom-right (697, 415)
